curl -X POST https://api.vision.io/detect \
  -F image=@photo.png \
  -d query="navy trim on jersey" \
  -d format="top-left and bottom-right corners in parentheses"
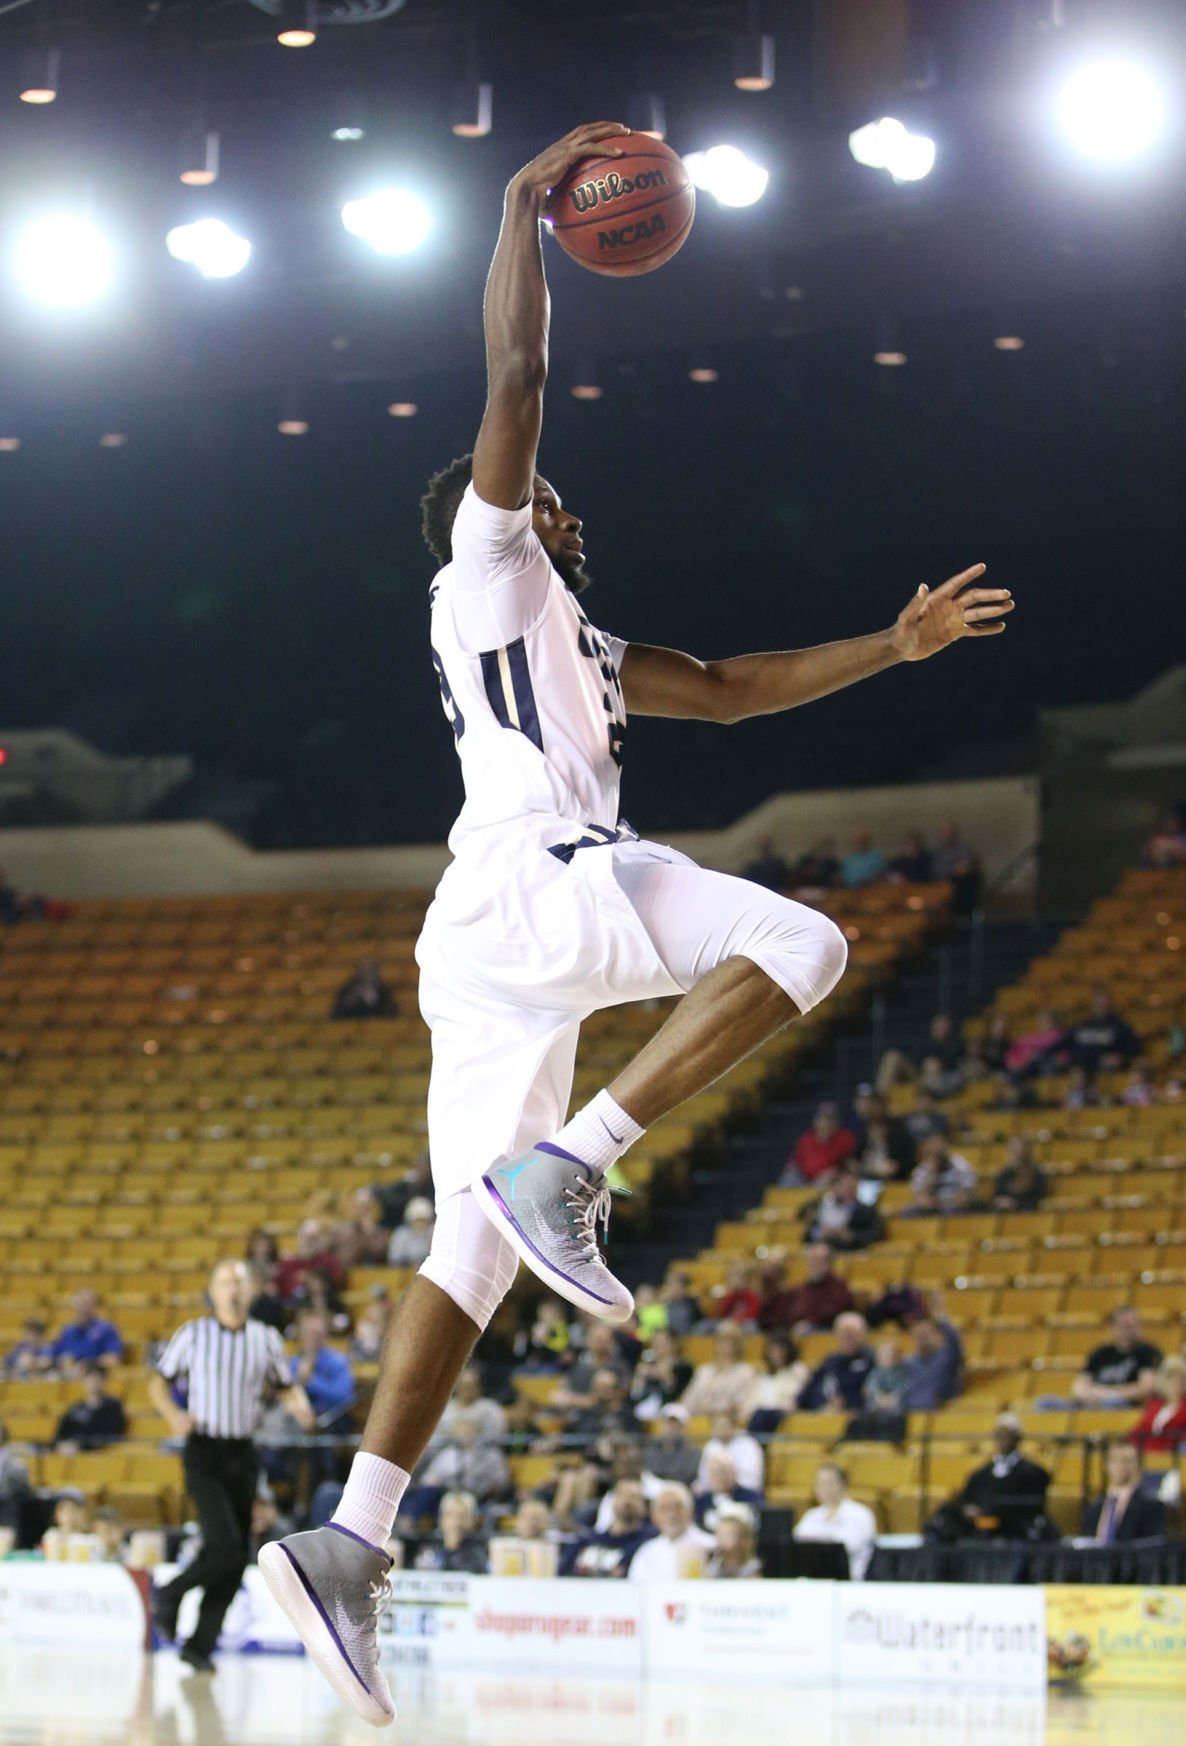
top-left (480, 638), bottom-right (544, 754)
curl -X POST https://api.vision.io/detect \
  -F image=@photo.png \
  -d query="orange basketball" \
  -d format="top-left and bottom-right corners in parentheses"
top-left (544, 133), bottom-right (695, 277)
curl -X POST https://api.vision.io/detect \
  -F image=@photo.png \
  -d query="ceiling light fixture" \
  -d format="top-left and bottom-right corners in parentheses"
top-left (277, 1), bottom-right (317, 49)
top-left (19, 46), bottom-right (60, 105)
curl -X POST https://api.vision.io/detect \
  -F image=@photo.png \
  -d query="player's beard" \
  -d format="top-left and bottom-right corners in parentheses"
top-left (554, 551), bottom-right (593, 595)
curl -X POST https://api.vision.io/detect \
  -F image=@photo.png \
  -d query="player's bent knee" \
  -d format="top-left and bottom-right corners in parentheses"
top-left (417, 1191), bottom-right (519, 1333)
top-left (812, 914), bottom-right (849, 1001)
top-left (759, 908), bottom-right (847, 1015)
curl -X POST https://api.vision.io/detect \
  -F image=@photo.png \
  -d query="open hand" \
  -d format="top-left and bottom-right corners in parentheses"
top-left (892, 564), bottom-right (1013, 662)
top-left (510, 121), bottom-right (630, 208)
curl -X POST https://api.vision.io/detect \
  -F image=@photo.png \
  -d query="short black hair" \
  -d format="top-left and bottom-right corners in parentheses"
top-left (420, 452), bottom-right (475, 566)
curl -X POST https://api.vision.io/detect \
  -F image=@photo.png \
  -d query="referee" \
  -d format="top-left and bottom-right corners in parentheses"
top-left (147, 1258), bottom-right (313, 1671)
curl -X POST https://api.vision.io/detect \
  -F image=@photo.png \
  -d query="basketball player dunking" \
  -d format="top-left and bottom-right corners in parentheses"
top-left (260, 122), bottom-right (1013, 1723)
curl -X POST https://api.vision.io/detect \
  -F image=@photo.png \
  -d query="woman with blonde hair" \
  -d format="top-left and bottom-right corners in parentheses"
top-left (1129, 1356), bottom-right (1186, 1453)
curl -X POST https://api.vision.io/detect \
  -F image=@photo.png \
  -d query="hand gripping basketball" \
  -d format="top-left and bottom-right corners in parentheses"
top-left (509, 122), bottom-right (630, 208)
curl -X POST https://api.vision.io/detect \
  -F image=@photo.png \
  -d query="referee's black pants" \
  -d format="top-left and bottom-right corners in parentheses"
top-left (162, 1434), bottom-right (258, 1658)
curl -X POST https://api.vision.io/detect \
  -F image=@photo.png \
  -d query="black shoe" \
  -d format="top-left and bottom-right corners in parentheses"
top-left (152, 1585), bottom-right (181, 1642)
top-left (179, 1645), bottom-right (215, 1674)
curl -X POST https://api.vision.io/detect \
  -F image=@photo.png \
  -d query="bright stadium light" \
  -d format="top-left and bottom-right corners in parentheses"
top-left (683, 145), bottom-right (769, 208)
top-left (849, 117), bottom-right (936, 183)
top-left (1054, 56), bottom-right (1169, 165)
top-left (165, 219), bottom-right (252, 280)
top-left (340, 188), bottom-right (432, 255)
top-left (10, 213), bottom-right (116, 309)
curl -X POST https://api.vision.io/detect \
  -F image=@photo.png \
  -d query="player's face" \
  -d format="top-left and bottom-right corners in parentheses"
top-left (532, 477), bottom-right (591, 593)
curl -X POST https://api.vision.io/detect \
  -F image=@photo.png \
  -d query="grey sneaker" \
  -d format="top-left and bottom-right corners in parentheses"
top-left (473, 1142), bottom-right (635, 1323)
top-left (257, 1524), bottom-right (395, 1727)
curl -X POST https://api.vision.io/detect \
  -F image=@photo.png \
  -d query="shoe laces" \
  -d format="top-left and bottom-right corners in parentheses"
top-left (564, 1174), bottom-right (613, 1266)
top-left (367, 1571), bottom-right (393, 1622)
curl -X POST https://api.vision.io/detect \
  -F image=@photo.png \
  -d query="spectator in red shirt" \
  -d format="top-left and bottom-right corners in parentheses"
top-left (276, 1219), bottom-right (346, 1312)
top-left (1129, 1358), bottom-right (1186, 1453)
top-left (712, 1262), bottom-right (763, 1328)
top-left (758, 1243), bottom-right (854, 1337)
top-left (781, 1103), bottom-right (856, 1186)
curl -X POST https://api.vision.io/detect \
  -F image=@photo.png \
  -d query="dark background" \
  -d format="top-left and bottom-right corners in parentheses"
top-left (0, 1), bottom-right (1182, 845)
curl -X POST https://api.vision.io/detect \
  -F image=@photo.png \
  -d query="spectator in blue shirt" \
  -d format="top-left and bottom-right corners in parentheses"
top-left (51, 1291), bottom-right (123, 1377)
top-left (798, 1314), bottom-right (875, 1412)
top-left (290, 1312), bottom-right (355, 1430)
top-left (840, 831), bottom-right (888, 888)
top-left (901, 1317), bottom-right (964, 1411)
top-left (4, 1316), bottom-right (54, 1377)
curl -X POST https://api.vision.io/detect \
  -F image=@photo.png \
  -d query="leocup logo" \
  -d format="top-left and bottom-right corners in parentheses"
top-left (663, 1602), bottom-right (687, 1626)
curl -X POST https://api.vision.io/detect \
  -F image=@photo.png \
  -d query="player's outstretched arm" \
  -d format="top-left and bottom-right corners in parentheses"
top-left (473, 122), bottom-right (628, 512)
top-left (619, 564), bottom-right (1013, 722)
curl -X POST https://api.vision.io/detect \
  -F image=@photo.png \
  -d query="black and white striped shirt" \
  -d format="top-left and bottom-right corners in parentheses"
top-left (156, 1317), bottom-right (290, 1439)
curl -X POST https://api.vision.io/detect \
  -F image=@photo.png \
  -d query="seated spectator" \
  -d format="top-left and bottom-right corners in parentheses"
top-left (553, 1321), bottom-right (633, 1410)
top-left (927, 1413), bottom-right (1051, 1542)
top-left (888, 830), bottom-right (933, 884)
top-left (332, 1188), bottom-right (391, 1269)
top-left (510, 1496), bottom-right (557, 1546)
top-left (630, 1328), bottom-right (693, 1422)
top-left (1141, 805), bottom-right (1186, 869)
top-left (419, 1414), bottom-right (510, 1503)
top-left (930, 820), bottom-right (981, 914)
top-left (567, 1369), bottom-right (639, 1450)
top-left (706, 1505), bottom-right (762, 1578)
top-left (1081, 1442), bottom-right (1167, 1543)
top-left (1062, 1065), bottom-right (1102, 1111)
top-left (369, 1153), bottom-right (432, 1234)
top-left (986, 1078), bottom-right (1043, 1114)
top-left (793, 1462), bottom-right (877, 1579)
top-left (1061, 988), bottom-right (1141, 1075)
top-left (660, 1271), bottom-right (703, 1338)
top-left (386, 1197), bottom-right (435, 1269)
top-left (501, 1393), bottom-right (545, 1457)
top-left (804, 1165), bottom-right (884, 1252)
top-left (348, 1289), bottom-right (390, 1363)
top-left (289, 1312), bottom-right (355, 1431)
top-left (634, 1283), bottom-right (669, 1341)
top-left (745, 1335), bottom-right (809, 1436)
top-left (903, 1136), bottom-right (978, 1216)
top-left (643, 1404), bottom-right (702, 1489)
top-left (901, 1315), bottom-right (964, 1411)
top-left (782, 1102), bottom-right (857, 1186)
top-left (515, 1296), bottom-right (573, 1372)
top-left (330, 957), bottom-right (397, 1019)
top-left (789, 838), bottom-right (840, 893)
top-left (1122, 1066), bottom-right (1155, 1108)
top-left (968, 1012), bottom-right (1013, 1078)
top-left (1072, 1307), bottom-right (1162, 1410)
top-left (44, 1493), bottom-right (89, 1545)
top-left (1128, 1357), bottom-right (1186, 1453)
top-left (627, 1483), bottom-right (715, 1581)
top-left (276, 1220), bottom-right (346, 1313)
top-left (710, 1260), bottom-right (764, 1327)
top-left (437, 1364), bottom-right (507, 1447)
top-left (53, 1367), bottom-right (128, 1452)
top-left (1005, 1007), bottom-right (1065, 1078)
top-left (693, 1452), bottom-right (763, 1532)
top-left (250, 1489), bottom-right (297, 1556)
top-left (51, 1291), bottom-right (123, 1376)
top-left (924, 1012), bottom-right (966, 1078)
top-left (681, 1326), bottom-right (759, 1419)
top-left (798, 1313), bottom-right (875, 1412)
top-left (741, 836), bottom-right (790, 891)
top-left (4, 1316), bottom-right (54, 1377)
top-left (91, 1505), bottom-right (129, 1564)
top-left (847, 1333), bottom-right (911, 1440)
top-left (697, 1408), bottom-right (764, 1493)
top-left (759, 1243), bottom-right (854, 1336)
top-left (0, 1419), bottom-right (31, 1535)
top-left (851, 1084), bottom-right (915, 1175)
top-left (840, 830), bottom-right (888, 889)
top-left (412, 1489), bottom-right (490, 1573)
top-left (903, 1088), bottom-right (950, 1148)
top-left (992, 1136), bottom-right (1047, 1212)
top-left (563, 1478), bottom-right (655, 1577)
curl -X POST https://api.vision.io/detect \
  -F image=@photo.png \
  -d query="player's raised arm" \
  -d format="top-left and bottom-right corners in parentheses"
top-left (473, 123), bottom-right (628, 511)
top-left (619, 564), bottom-right (1013, 722)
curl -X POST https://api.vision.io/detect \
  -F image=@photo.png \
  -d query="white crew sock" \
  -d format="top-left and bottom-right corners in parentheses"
top-left (550, 1089), bottom-right (645, 1176)
top-left (331, 1451), bottom-right (410, 1550)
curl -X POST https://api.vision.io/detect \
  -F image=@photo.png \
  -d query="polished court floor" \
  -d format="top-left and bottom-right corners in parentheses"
top-left (0, 1651), bottom-right (1180, 1746)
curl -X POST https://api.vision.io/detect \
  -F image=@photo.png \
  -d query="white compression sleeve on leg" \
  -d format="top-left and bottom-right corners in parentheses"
top-left (417, 1187), bottom-right (520, 1332)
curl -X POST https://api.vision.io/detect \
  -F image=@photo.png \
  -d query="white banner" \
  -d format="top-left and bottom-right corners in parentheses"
top-left (644, 1579), bottom-right (835, 1681)
top-left (833, 1583), bottom-right (1047, 1689)
top-left (0, 1562), bottom-right (150, 1648)
top-left (378, 1572), bottom-right (643, 1673)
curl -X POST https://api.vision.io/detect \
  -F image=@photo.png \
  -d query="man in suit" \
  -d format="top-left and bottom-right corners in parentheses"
top-left (1081, 1441), bottom-right (1167, 1543)
top-left (953, 1414), bottom-right (1051, 1539)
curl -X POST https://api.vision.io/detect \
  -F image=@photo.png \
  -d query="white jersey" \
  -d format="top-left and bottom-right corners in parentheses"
top-left (429, 483), bottom-right (628, 862)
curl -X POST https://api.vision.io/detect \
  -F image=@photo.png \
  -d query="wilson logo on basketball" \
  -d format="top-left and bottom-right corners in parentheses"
top-left (597, 211), bottom-right (668, 251)
top-left (567, 168), bottom-right (669, 213)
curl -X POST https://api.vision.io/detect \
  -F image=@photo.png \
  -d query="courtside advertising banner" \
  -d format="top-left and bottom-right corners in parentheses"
top-left (834, 1583), bottom-right (1047, 1688)
top-left (378, 1573), bottom-right (643, 1673)
top-left (0, 1561), bottom-right (150, 1648)
top-left (644, 1580), bottom-right (835, 1681)
top-left (1046, 1586), bottom-right (1186, 1689)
